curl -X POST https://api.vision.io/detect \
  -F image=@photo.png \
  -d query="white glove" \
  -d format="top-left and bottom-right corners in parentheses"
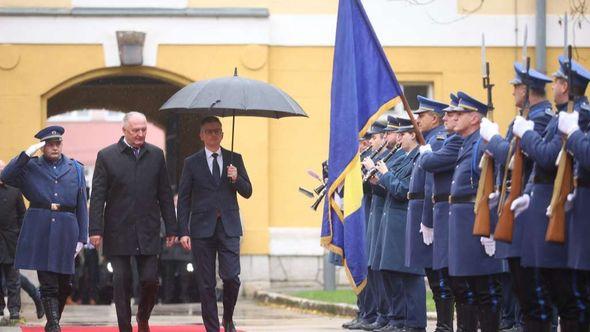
top-left (419, 223), bottom-right (433, 246)
top-left (565, 190), bottom-right (576, 212)
top-left (75, 242), bottom-right (83, 258)
top-left (480, 236), bottom-right (496, 257)
top-left (25, 141), bottom-right (46, 157)
top-left (558, 111), bottom-right (580, 137)
top-left (512, 116), bottom-right (534, 138)
top-left (419, 144), bottom-right (432, 155)
top-left (480, 118), bottom-right (500, 142)
top-left (488, 191), bottom-right (500, 209)
top-left (510, 194), bottom-right (530, 218)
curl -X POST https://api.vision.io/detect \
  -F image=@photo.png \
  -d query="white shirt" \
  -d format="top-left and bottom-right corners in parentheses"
top-left (205, 147), bottom-right (223, 177)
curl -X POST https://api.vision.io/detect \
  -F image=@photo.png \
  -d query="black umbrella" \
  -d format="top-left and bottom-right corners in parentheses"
top-left (160, 69), bottom-right (307, 161)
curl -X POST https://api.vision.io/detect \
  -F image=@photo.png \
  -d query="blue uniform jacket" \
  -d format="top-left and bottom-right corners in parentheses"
top-left (564, 100), bottom-right (590, 270)
top-left (377, 147), bottom-right (423, 275)
top-left (1, 152), bottom-right (88, 274)
top-left (517, 97), bottom-right (588, 268)
top-left (368, 148), bottom-right (405, 270)
top-left (405, 125), bottom-right (446, 269)
top-left (448, 131), bottom-right (505, 276)
top-left (487, 101), bottom-right (553, 258)
top-left (420, 133), bottom-right (463, 270)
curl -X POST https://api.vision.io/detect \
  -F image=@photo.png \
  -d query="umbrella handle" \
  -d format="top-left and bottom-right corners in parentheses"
top-left (230, 111), bottom-right (235, 164)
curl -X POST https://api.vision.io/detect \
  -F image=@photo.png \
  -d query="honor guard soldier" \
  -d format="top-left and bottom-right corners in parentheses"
top-left (405, 96), bottom-right (449, 332)
top-left (557, 104), bottom-right (590, 330)
top-left (359, 117), bottom-right (407, 331)
top-left (345, 118), bottom-right (389, 330)
top-left (418, 93), bottom-right (463, 332)
top-left (447, 92), bottom-right (505, 331)
top-left (479, 63), bottom-right (553, 330)
top-left (1, 126), bottom-right (88, 332)
top-left (509, 56), bottom-right (590, 331)
top-left (373, 115), bottom-right (427, 332)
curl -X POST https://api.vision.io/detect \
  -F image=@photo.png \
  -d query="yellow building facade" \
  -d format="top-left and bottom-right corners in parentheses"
top-left (1, 0), bottom-right (588, 285)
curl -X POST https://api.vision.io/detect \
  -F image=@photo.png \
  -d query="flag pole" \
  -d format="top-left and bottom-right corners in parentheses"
top-left (399, 94), bottom-right (426, 145)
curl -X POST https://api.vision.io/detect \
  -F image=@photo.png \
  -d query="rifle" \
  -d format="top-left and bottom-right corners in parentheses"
top-left (473, 34), bottom-right (495, 237)
top-left (494, 29), bottom-right (530, 242)
top-left (495, 58), bottom-right (530, 242)
top-left (546, 44), bottom-right (575, 243)
top-left (363, 144), bottom-right (401, 182)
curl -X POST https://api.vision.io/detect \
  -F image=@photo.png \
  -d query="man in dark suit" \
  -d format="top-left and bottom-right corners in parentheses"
top-left (178, 116), bottom-right (252, 332)
top-left (89, 112), bottom-right (177, 332)
top-left (0, 160), bottom-right (25, 323)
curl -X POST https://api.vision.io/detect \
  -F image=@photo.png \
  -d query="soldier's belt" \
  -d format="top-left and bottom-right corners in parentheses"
top-left (407, 192), bottom-right (425, 200)
top-left (432, 194), bottom-right (450, 203)
top-left (448, 195), bottom-right (477, 204)
top-left (30, 202), bottom-right (76, 213)
top-left (533, 174), bottom-right (555, 184)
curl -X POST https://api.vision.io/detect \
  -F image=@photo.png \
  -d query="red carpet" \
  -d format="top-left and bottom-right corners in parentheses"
top-left (22, 325), bottom-right (243, 332)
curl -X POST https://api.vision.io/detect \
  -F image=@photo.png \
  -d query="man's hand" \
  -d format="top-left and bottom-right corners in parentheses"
top-left (480, 236), bottom-right (496, 257)
top-left (227, 164), bottom-right (238, 183)
top-left (512, 116), bottom-right (534, 138)
top-left (480, 118), bottom-right (500, 142)
top-left (362, 157), bottom-right (376, 170)
top-left (488, 191), bottom-right (500, 210)
top-left (558, 111), bottom-right (579, 137)
top-left (418, 144), bottom-right (432, 155)
top-left (25, 141), bottom-right (46, 157)
top-left (165, 236), bottom-right (177, 248)
top-left (368, 175), bottom-right (379, 185)
top-left (510, 194), bottom-right (530, 218)
top-left (419, 223), bottom-right (433, 246)
top-left (375, 160), bottom-right (388, 175)
top-left (180, 236), bottom-right (191, 251)
top-left (74, 242), bottom-right (83, 258)
top-left (89, 235), bottom-right (102, 248)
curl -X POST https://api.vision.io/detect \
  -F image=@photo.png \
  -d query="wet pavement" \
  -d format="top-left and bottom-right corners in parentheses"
top-left (12, 299), bottom-right (437, 331)
top-left (13, 299), bottom-right (350, 331)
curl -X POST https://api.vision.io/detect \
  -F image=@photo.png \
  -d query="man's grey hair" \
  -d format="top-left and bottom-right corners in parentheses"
top-left (123, 112), bottom-right (147, 127)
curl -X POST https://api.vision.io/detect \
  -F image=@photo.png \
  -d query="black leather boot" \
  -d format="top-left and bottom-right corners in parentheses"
top-left (455, 303), bottom-right (478, 332)
top-left (57, 283), bottom-right (72, 320)
top-left (522, 319), bottom-right (551, 332)
top-left (478, 305), bottom-right (500, 332)
top-left (136, 282), bottom-right (159, 332)
top-left (33, 289), bottom-right (45, 319)
top-left (42, 297), bottom-right (61, 332)
top-left (434, 298), bottom-right (455, 332)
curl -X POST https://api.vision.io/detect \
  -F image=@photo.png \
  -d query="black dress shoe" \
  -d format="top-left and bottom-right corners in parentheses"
top-left (374, 322), bottom-right (403, 332)
top-left (348, 319), bottom-right (370, 330)
top-left (343, 317), bottom-right (360, 329)
top-left (222, 320), bottom-right (236, 332)
top-left (361, 320), bottom-right (387, 331)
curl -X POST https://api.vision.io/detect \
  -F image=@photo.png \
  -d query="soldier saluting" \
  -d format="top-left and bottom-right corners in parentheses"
top-left (1, 126), bottom-right (88, 332)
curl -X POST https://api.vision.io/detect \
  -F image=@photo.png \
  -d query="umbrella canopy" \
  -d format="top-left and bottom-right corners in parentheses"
top-left (160, 70), bottom-right (307, 118)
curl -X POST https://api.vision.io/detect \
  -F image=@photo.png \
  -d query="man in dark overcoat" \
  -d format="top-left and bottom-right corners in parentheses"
top-left (1, 126), bottom-right (88, 332)
top-left (0, 160), bottom-right (25, 322)
top-left (89, 112), bottom-right (177, 332)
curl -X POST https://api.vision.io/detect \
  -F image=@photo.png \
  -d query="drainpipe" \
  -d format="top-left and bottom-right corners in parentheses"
top-left (536, 0), bottom-right (547, 73)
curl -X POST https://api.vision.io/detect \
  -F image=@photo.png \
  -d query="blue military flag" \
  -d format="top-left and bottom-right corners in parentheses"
top-left (321, 0), bottom-right (405, 293)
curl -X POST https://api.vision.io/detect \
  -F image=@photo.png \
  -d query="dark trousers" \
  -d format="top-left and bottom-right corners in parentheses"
top-left (192, 221), bottom-right (241, 332)
top-left (161, 260), bottom-right (193, 304)
top-left (20, 274), bottom-right (41, 303)
top-left (0, 263), bottom-right (21, 317)
top-left (450, 274), bottom-right (502, 332)
top-left (37, 271), bottom-right (71, 300)
top-left (382, 270), bottom-right (426, 329)
top-left (519, 267), bottom-right (590, 326)
top-left (425, 268), bottom-right (454, 302)
top-left (500, 271), bottom-right (521, 328)
top-left (110, 255), bottom-right (159, 332)
top-left (361, 268), bottom-right (386, 323)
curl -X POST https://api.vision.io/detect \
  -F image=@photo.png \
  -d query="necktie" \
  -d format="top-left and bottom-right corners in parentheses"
top-left (133, 147), bottom-right (140, 159)
top-left (212, 153), bottom-right (221, 185)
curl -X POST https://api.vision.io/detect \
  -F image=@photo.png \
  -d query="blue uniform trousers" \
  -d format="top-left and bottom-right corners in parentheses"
top-left (383, 270), bottom-right (426, 329)
top-left (366, 269), bottom-right (389, 324)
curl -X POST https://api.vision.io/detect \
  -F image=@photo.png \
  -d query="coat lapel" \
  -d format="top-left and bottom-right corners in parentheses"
top-left (56, 156), bottom-right (75, 180)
